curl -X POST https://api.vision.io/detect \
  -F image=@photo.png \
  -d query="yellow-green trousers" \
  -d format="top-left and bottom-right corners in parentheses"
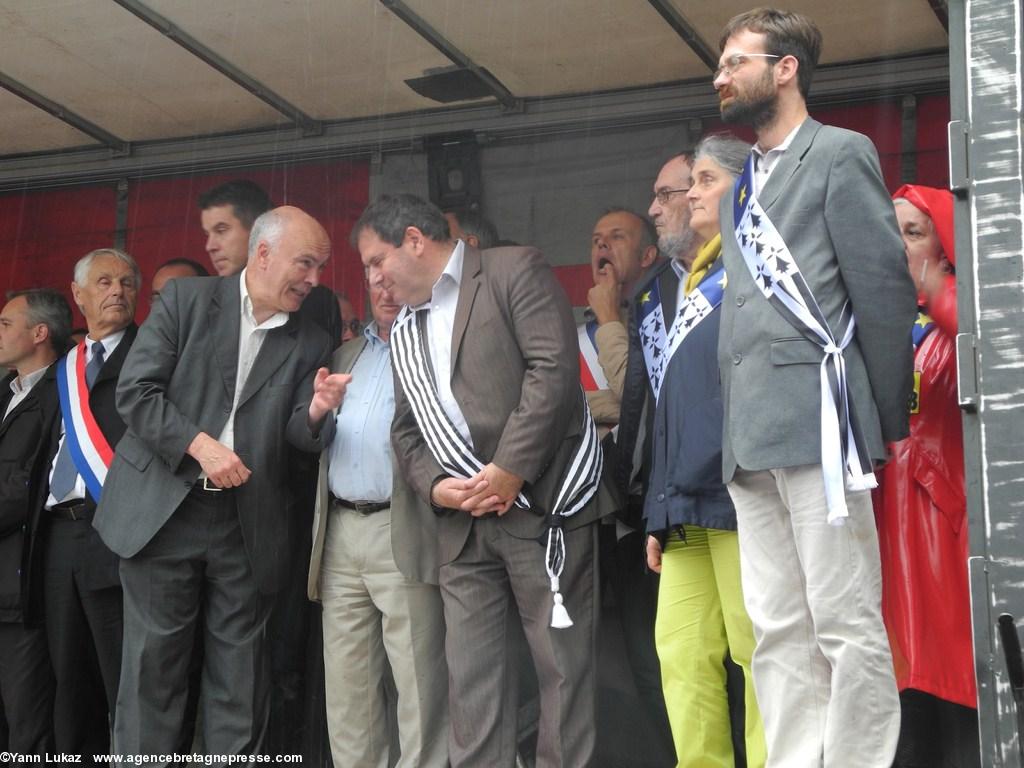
top-left (656, 526), bottom-right (766, 767)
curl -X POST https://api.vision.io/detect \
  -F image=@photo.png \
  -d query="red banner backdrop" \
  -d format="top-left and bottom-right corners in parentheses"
top-left (125, 160), bottom-right (371, 318)
top-left (0, 184), bottom-right (118, 327)
top-left (0, 158), bottom-right (370, 328)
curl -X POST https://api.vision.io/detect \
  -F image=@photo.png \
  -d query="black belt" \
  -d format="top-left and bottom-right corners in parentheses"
top-left (331, 495), bottom-right (390, 514)
top-left (49, 501), bottom-right (92, 521)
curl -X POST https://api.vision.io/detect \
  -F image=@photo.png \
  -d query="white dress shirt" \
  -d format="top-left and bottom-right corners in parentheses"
top-left (3, 364), bottom-right (49, 421)
top-left (671, 259), bottom-right (691, 316)
top-left (215, 268), bottom-right (290, 452)
top-left (414, 239), bottom-right (474, 448)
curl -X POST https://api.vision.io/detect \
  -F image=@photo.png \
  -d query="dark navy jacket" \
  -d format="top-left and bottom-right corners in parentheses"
top-left (630, 261), bottom-right (737, 535)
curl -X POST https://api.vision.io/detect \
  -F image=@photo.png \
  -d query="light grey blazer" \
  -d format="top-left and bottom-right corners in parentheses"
top-left (717, 118), bottom-right (917, 481)
top-left (291, 336), bottom-right (441, 601)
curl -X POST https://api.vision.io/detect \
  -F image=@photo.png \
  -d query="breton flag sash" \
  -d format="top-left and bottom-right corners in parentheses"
top-left (636, 278), bottom-right (668, 396)
top-left (391, 305), bottom-right (603, 628)
top-left (642, 262), bottom-right (726, 403)
top-left (577, 320), bottom-right (609, 391)
top-left (732, 153), bottom-right (876, 524)
top-left (55, 341), bottom-right (114, 502)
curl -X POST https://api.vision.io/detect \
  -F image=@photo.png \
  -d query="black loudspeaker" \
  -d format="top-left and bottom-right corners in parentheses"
top-left (426, 132), bottom-right (483, 212)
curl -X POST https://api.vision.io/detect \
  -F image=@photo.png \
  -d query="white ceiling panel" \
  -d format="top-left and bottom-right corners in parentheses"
top-left (405, 0), bottom-right (709, 96)
top-left (0, 89), bottom-right (96, 154)
top-left (142, 0), bottom-right (485, 120)
top-left (676, 0), bottom-right (948, 65)
top-left (0, 0), bottom-right (285, 143)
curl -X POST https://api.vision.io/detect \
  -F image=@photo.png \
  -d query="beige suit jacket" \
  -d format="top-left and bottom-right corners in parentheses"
top-left (304, 336), bottom-right (440, 601)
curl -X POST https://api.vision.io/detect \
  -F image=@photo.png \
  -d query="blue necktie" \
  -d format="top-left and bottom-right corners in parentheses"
top-left (50, 342), bottom-right (106, 500)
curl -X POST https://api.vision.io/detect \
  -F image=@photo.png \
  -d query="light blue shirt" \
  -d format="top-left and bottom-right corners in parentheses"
top-left (326, 322), bottom-right (394, 503)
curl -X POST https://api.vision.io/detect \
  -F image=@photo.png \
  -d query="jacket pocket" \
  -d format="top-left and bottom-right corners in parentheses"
top-left (770, 337), bottom-right (822, 366)
top-left (117, 433), bottom-right (153, 472)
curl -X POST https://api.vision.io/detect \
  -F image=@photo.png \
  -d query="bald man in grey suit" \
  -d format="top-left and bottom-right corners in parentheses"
top-left (355, 194), bottom-right (614, 768)
top-left (95, 207), bottom-right (333, 760)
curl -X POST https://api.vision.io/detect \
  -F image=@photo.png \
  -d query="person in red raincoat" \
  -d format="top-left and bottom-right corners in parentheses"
top-left (876, 184), bottom-right (979, 767)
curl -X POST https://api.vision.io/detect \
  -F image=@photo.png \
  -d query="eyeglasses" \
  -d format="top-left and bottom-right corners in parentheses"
top-left (653, 187), bottom-right (691, 205)
top-left (714, 53), bottom-right (781, 81)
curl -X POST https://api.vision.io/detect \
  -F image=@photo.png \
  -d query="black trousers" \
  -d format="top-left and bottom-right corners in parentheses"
top-left (0, 622), bottom-right (55, 753)
top-left (44, 516), bottom-right (123, 759)
top-left (114, 489), bottom-right (271, 765)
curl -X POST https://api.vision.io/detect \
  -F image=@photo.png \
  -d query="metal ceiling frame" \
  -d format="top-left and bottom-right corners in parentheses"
top-left (109, 0), bottom-right (323, 136)
top-left (645, 0), bottom-right (719, 70)
top-left (0, 71), bottom-right (130, 155)
top-left (0, 52), bottom-right (949, 192)
top-left (378, 0), bottom-right (521, 112)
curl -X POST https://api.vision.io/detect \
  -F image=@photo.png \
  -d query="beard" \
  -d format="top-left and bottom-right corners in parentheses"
top-left (659, 227), bottom-right (701, 262)
top-left (720, 70), bottom-right (779, 130)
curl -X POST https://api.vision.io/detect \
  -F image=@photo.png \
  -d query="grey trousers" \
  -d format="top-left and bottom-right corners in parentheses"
top-left (114, 490), bottom-right (270, 765)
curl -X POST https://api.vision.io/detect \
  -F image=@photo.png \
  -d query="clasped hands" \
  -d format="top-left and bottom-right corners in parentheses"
top-left (431, 463), bottom-right (524, 517)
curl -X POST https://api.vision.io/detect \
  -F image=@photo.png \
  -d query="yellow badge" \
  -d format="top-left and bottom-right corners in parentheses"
top-left (909, 370), bottom-right (922, 414)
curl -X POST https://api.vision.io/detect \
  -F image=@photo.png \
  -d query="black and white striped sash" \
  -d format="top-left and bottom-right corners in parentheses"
top-left (391, 305), bottom-right (603, 626)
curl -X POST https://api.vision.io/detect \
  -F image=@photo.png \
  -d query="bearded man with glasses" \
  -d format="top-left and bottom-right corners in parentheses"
top-left (713, 8), bottom-right (917, 766)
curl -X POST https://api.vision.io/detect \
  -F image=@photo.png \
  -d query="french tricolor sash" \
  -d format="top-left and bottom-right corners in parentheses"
top-left (641, 262), bottom-right (726, 403)
top-left (577, 320), bottom-right (609, 391)
top-left (391, 305), bottom-right (603, 628)
top-left (55, 342), bottom-right (113, 502)
top-left (733, 153), bottom-right (876, 524)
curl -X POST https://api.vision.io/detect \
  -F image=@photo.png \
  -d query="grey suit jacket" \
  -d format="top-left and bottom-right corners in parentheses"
top-left (392, 245), bottom-right (615, 566)
top-left (717, 118), bottom-right (917, 481)
top-left (290, 334), bottom-right (441, 601)
top-left (94, 274), bottom-right (332, 594)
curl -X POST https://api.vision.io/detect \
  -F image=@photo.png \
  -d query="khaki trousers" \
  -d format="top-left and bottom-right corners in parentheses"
top-left (320, 506), bottom-right (448, 768)
top-left (728, 465), bottom-right (900, 768)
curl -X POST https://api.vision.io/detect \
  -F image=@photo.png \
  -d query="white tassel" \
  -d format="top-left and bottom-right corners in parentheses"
top-left (549, 577), bottom-right (574, 629)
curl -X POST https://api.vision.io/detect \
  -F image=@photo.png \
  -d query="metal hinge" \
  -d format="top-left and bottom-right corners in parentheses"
top-left (948, 119), bottom-right (970, 193)
top-left (956, 331), bottom-right (979, 412)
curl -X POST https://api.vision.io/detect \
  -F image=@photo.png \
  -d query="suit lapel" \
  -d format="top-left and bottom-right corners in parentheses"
top-left (756, 118), bottom-right (822, 212)
top-left (450, 245), bottom-right (482, 379)
top-left (236, 316), bottom-right (300, 410)
top-left (91, 324), bottom-right (138, 391)
top-left (210, 276), bottom-right (242, 403)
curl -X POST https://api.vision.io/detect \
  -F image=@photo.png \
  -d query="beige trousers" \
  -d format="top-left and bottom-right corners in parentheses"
top-left (320, 506), bottom-right (448, 767)
top-left (727, 465), bottom-right (900, 768)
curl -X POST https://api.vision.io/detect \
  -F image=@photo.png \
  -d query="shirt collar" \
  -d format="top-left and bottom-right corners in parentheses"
top-left (753, 120), bottom-right (804, 160)
top-left (239, 268), bottom-right (289, 330)
top-left (87, 327), bottom-right (127, 359)
top-left (671, 258), bottom-right (690, 281)
top-left (9, 364), bottom-right (49, 396)
top-left (412, 239), bottom-right (465, 311)
top-left (363, 320), bottom-right (390, 347)
top-left (439, 239), bottom-right (465, 289)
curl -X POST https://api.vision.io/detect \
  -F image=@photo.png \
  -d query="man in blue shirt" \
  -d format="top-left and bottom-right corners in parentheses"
top-left (290, 282), bottom-right (448, 767)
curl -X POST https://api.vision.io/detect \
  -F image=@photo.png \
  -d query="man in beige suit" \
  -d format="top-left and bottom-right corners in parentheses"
top-left (355, 194), bottom-right (612, 768)
top-left (288, 282), bottom-right (447, 767)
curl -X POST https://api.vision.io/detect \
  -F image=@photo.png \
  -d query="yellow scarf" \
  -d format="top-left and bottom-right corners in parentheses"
top-left (683, 233), bottom-right (722, 296)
